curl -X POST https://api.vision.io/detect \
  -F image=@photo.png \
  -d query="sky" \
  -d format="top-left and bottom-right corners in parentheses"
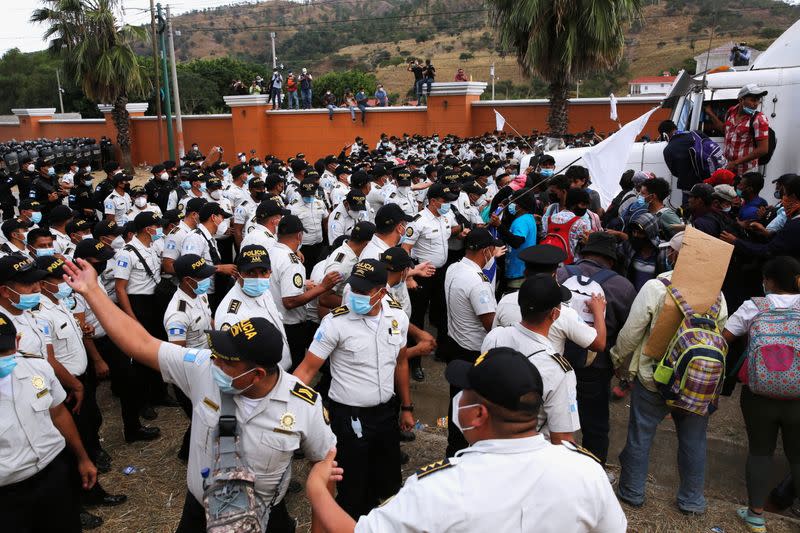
top-left (1, 0), bottom-right (267, 55)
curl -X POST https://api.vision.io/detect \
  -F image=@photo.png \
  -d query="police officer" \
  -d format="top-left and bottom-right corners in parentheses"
top-left (483, 275), bottom-right (585, 447)
top-left (305, 347), bottom-right (627, 533)
top-left (128, 186), bottom-right (162, 220)
top-left (328, 166), bottom-right (352, 207)
top-left (215, 245), bottom-right (291, 369)
top-left (359, 203), bottom-right (413, 261)
top-left (145, 164), bottom-right (173, 214)
top-left (162, 198), bottom-right (206, 288)
top-left (384, 168), bottom-right (417, 217)
top-left (270, 215), bottom-right (341, 370)
top-left (232, 177), bottom-right (266, 247)
top-left (164, 254), bottom-right (215, 349)
top-left (32, 158), bottom-right (62, 215)
top-left (68, 169), bottom-right (98, 224)
top-left (222, 164), bottom-right (249, 216)
top-left (321, 221), bottom-right (375, 308)
top-left (103, 172), bottom-right (132, 225)
top-left (47, 205), bottom-right (74, 258)
top-left (0, 312), bottom-right (98, 533)
top-left (18, 198), bottom-right (44, 229)
top-left (62, 261), bottom-right (336, 533)
top-left (207, 177), bottom-right (235, 265)
top-left (240, 196), bottom-right (288, 252)
top-left (0, 162), bottom-right (17, 220)
top-left (365, 164), bottom-right (392, 214)
top-left (17, 156), bottom-right (37, 201)
top-left (0, 219), bottom-right (31, 258)
top-left (289, 177), bottom-right (328, 276)
top-left (295, 259), bottom-right (414, 519)
top-left (327, 189), bottom-right (367, 246)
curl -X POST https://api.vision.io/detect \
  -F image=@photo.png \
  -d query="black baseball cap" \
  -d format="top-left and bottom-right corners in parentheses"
top-left (445, 347), bottom-right (544, 412)
top-left (428, 182), bottom-right (459, 201)
top-left (256, 197), bottom-right (289, 218)
top-left (74, 238), bottom-right (115, 262)
top-left (18, 199), bottom-right (42, 211)
top-left (465, 228), bottom-right (503, 250)
top-left (518, 274), bottom-right (571, 313)
top-left (518, 245), bottom-right (567, 270)
top-left (66, 218), bottom-right (91, 235)
top-left (36, 255), bottom-right (68, 279)
top-left (207, 177), bottom-right (224, 190)
top-left (334, 166), bottom-right (350, 177)
top-left (0, 312), bottom-right (17, 351)
top-left (374, 203), bottom-right (414, 232)
top-left (349, 221), bottom-right (376, 243)
top-left (380, 246), bottom-right (414, 272)
top-left (0, 255), bottom-right (48, 284)
top-left (206, 317), bottom-right (284, 367)
top-left (162, 209), bottom-right (183, 225)
top-left (345, 189), bottom-right (367, 211)
top-left (174, 254), bottom-right (216, 279)
top-left (134, 211), bottom-right (162, 231)
top-left (237, 245), bottom-right (272, 272)
top-left (299, 178), bottom-right (318, 197)
top-left (581, 232), bottom-right (618, 262)
top-left (93, 219), bottom-right (124, 238)
top-left (2, 219), bottom-right (30, 237)
top-left (347, 259), bottom-right (388, 292)
top-left (463, 182), bottom-right (488, 195)
top-left (277, 214), bottom-right (306, 235)
top-left (688, 183), bottom-right (714, 202)
top-left (199, 202), bottom-right (233, 221)
top-left (394, 169), bottom-right (412, 185)
top-left (186, 197), bottom-right (208, 214)
top-left (48, 205), bottom-right (73, 224)
top-left (248, 178), bottom-right (266, 190)
top-left (111, 172), bottom-right (131, 183)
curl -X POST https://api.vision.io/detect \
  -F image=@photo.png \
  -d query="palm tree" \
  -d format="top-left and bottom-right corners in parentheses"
top-left (32, 0), bottom-right (149, 171)
top-left (487, 0), bottom-right (642, 136)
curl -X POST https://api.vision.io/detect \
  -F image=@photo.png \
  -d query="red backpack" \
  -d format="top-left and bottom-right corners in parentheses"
top-left (541, 215), bottom-right (580, 264)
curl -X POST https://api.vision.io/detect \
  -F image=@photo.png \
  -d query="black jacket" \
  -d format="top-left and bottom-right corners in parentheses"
top-left (663, 132), bottom-right (698, 191)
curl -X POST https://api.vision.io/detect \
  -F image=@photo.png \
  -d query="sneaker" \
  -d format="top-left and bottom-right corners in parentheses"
top-left (612, 380), bottom-right (631, 400)
top-left (737, 507), bottom-right (766, 533)
top-left (605, 470), bottom-right (617, 485)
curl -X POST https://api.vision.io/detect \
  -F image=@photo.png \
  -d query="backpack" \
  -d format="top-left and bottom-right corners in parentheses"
top-left (688, 131), bottom-right (725, 180)
top-left (561, 265), bottom-right (616, 368)
top-left (541, 214), bottom-right (580, 264)
top-left (733, 297), bottom-right (800, 399)
top-left (748, 112), bottom-right (777, 165)
top-left (652, 278), bottom-right (727, 416)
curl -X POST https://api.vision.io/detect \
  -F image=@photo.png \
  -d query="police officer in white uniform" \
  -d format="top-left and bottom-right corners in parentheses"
top-left (305, 347), bottom-right (627, 533)
top-left (240, 196), bottom-right (288, 252)
top-left (327, 189), bottom-right (367, 246)
top-left (328, 166), bottom-right (352, 207)
top-left (103, 173), bottom-right (132, 225)
top-left (0, 312), bottom-right (98, 533)
top-left (295, 259), bottom-right (414, 519)
top-left (163, 254), bottom-right (215, 349)
top-left (289, 177), bottom-right (328, 275)
top-left (48, 205), bottom-right (75, 258)
top-left (365, 164), bottom-right (392, 216)
top-left (215, 245), bottom-right (292, 370)
top-left (62, 261), bottom-right (337, 533)
top-left (322, 221), bottom-right (375, 306)
top-left (161, 198), bottom-right (206, 287)
top-left (384, 168), bottom-right (417, 217)
top-left (232, 178), bottom-right (266, 247)
top-left (483, 275), bottom-right (585, 447)
top-left (127, 186), bottom-right (163, 220)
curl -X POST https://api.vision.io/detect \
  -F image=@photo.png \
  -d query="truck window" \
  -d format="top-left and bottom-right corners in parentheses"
top-left (700, 99), bottom-right (737, 137)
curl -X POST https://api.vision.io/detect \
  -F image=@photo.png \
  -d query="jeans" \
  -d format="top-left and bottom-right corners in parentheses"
top-left (287, 91), bottom-right (299, 109)
top-left (618, 379), bottom-right (709, 512)
top-left (269, 87), bottom-right (281, 108)
top-left (423, 76), bottom-right (433, 94)
top-left (348, 106), bottom-right (356, 121)
top-left (414, 79), bottom-right (424, 102)
top-left (301, 88), bottom-right (312, 109)
top-left (358, 103), bottom-right (366, 123)
top-left (327, 104), bottom-right (336, 119)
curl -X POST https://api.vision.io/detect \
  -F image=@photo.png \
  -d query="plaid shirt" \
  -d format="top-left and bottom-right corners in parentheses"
top-left (724, 104), bottom-right (769, 176)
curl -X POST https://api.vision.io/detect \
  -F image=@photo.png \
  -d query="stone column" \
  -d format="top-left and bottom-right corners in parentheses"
top-left (424, 82), bottom-right (487, 138)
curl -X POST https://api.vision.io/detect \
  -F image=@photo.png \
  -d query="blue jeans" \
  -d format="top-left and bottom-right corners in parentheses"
top-left (287, 91), bottom-right (299, 109)
top-left (348, 106), bottom-right (356, 121)
top-left (327, 104), bottom-right (336, 119)
top-left (423, 76), bottom-right (433, 95)
top-left (301, 88), bottom-right (312, 109)
top-left (414, 79), bottom-right (424, 102)
top-left (269, 88), bottom-right (281, 108)
top-left (618, 379), bottom-right (709, 512)
top-left (358, 104), bottom-right (366, 123)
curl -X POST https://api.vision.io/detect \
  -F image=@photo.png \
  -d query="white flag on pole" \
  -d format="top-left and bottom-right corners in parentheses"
top-left (609, 93), bottom-right (618, 121)
top-left (581, 106), bottom-right (660, 207)
top-left (494, 109), bottom-right (506, 132)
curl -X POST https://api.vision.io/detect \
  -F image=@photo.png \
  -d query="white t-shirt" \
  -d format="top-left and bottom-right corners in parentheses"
top-left (725, 294), bottom-right (800, 337)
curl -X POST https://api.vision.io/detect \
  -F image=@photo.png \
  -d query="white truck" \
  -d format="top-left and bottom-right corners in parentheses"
top-left (547, 18), bottom-right (800, 203)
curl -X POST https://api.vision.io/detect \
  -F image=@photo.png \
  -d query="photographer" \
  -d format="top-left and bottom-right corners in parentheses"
top-left (408, 60), bottom-right (424, 104)
top-left (268, 68), bottom-right (283, 110)
top-left (299, 68), bottom-right (313, 109)
top-left (730, 43), bottom-right (751, 67)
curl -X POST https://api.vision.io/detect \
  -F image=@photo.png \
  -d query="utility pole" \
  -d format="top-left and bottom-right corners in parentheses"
top-left (166, 5), bottom-right (184, 159)
top-left (490, 63), bottom-right (495, 100)
top-left (55, 69), bottom-right (64, 113)
top-left (157, 3), bottom-right (175, 160)
top-left (270, 32), bottom-right (277, 69)
top-left (149, 0), bottom-right (164, 161)
top-left (576, 79), bottom-right (583, 99)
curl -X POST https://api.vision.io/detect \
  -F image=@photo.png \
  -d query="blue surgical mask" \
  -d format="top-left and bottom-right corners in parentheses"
top-left (540, 168), bottom-right (554, 178)
top-left (47, 167), bottom-right (56, 176)
top-left (193, 278), bottom-right (212, 295)
top-left (774, 190), bottom-right (782, 200)
top-left (254, 165), bottom-right (264, 175)
top-left (735, 189), bottom-right (744, 198)
top-left (211, 365), bottom-right (256, 395)
top-left (36, 247), bottom-right (55, 257)
top-left (742, 106), bottom-right (757, 115)
top-left (634, 195), bottom-right (646, 208)
top-left (200, 184), bottom-right (207, 192)
top-left (180, 181), bottom-right (191, 190)
top-left (302, 196), bottom-right (313, 204)
top-left (54, 282), bottom-right (73, 300)
top-left (349, 292), bottom-right (376, 315)
top-left (508, 203), bottom-right (517, 215)
top-left (84, 179), bottom-right (93, 187)
top-left (437, 202), bottom-right (451, 215)
top-left (12, 291), bottom-right (41, 311)
top-left (242, 277), bottom-right (270, 297)
top-left (150, 227), bottom-right (164, 241)
top-left (0, 355), bottom-right (17, 378)
top-left (30, 212), bottom-right (42, 224)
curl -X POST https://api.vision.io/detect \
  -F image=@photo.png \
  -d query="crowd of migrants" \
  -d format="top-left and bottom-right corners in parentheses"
top-left (0, 84), bottom-right (798, 533)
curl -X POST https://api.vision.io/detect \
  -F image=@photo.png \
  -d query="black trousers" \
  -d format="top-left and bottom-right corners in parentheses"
top-left (0, 451), bottom-right (81, 533)
top-left (284, 321), bottom-right (312, 372)
top-left (300, 242), bottom-right (325, 277)
top-left (95, 334), bottom-right (143, 436)
top-left (65, 371), bottom-right (102, 462)
top-left (329, 398), bottom-right (402, 519)
top-left (175, 492), bottom-right (295, 533)
top-left (409, 263), bottom-right (446, 370)
top-left (129, 294), bottom-right (169, 404)
top-left (445, 338), bottom-right (481, 457)
top-left (575, 366), bottom-right (614, 464)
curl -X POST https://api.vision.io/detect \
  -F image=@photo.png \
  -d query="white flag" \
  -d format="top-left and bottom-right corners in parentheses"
top-left (581, 107), bottom-right (660, 207)
top-left (494, 109), bottom-right (506, 132)
top-left (609, 93), bottom-right (618, 121)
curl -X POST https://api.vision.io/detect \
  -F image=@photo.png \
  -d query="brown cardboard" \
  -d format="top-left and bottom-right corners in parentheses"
top-left (642, 226), bottom-right (733, 359)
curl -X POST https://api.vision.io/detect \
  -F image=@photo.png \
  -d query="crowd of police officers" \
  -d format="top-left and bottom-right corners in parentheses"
top-left (0, 134), bottom-right (624, 532)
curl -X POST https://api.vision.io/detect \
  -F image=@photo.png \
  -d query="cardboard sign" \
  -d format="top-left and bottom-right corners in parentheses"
top-left (642, 226), bottom-right (733, 359)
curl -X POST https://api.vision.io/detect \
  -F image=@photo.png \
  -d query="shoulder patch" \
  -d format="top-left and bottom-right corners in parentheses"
top-left (561, 441), bottom-right (602, 464)
top-left (405, 226), bottom-right (414, 237)
top-left (227, 299), bottom-right (241, 314)
top-left (289, 253), bottom-right (300, 264)
top-left (387, 295), bottom-right (403, 310)
top-left (478, 272), bottom-right (489, 283)
top-left (178, 300), bottom-right (187, 313)
top-left (334, 252), bottom-right (345, 263)
top-left (550, 352), bottom-right (573, 373)
top-left (334, 211), bottom-right (341, 220)
top-left (291, 383), bottom-right (319, 405)
top-left (331, 305), bottom-right (350, 317)
top-left (411, 213), bottom-right (421, 221)
top-left (292, 273), bottom-right (304, 289)
top-left (416, 458), bottom-right (453, 479)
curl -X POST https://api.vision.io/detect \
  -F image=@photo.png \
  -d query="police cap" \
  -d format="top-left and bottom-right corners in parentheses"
top-left (517, 244), bottom-right (567, 270)
top-left (237, 245), bottom-right (271, 272)
top-left (206, 317), bottom-right (283, 367)
top-left (174, 254), bottom-right (216, 279)
top-left (347, 259), bottom-right (388, 292)
top-left (0, 255), bottom-right (48, 285)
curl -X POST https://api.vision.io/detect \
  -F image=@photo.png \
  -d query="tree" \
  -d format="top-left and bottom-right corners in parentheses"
top-left (312, 71), bottom-right (378, 107)
top-left (487, 0), bottom-right (641, 135)
top-left (31, 0), bottom-right (149, 171)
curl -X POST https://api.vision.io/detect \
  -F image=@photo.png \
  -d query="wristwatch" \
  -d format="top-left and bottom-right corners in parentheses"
top-left (400, 404), bottom-right (414, 413)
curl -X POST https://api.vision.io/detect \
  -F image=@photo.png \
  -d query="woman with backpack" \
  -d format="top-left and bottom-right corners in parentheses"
top-left (723, 256), bottom-right (800, 533)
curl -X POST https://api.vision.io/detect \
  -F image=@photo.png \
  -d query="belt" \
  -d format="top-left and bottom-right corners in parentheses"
top-left (328, 397), bottom-right (396, 416)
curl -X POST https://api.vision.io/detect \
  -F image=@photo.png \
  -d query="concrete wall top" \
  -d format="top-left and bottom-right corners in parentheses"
top-left (223, 95), bottom-right (271, 107)
top-left (11, 108), bottom-right (57, 117)
top-left (97, 103), bottom-right (150, 113)
top-left (266, 106), bottom-right (426, 115)
top-left (131, 114), bottom-right (233, 121)
top-left (429, 81), bottom-right (488, 96)
top-left (473, 96), bottom-right (663, 107)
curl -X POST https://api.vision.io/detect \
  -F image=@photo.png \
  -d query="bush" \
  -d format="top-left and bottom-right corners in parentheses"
top-left (312, 70), bottom-right (379, 107)
top-left (459, 52), bottom-right (474, 60)
top-left (759, 28), bottom-right (783, 39)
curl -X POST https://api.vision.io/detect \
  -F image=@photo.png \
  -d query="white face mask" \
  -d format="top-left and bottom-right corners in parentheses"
top-left (210, 189), bottom-right (222, 200)
top-left (26, 164), bottom-right (35, 172)
top-left (84, 166), bottom-right (92, 173)
top-left (159, 171), bottom-right (169, 181)
top-left (451, 391), bottom-right (480, 434)
top-left (134, 197), bottom-right (147, 208)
